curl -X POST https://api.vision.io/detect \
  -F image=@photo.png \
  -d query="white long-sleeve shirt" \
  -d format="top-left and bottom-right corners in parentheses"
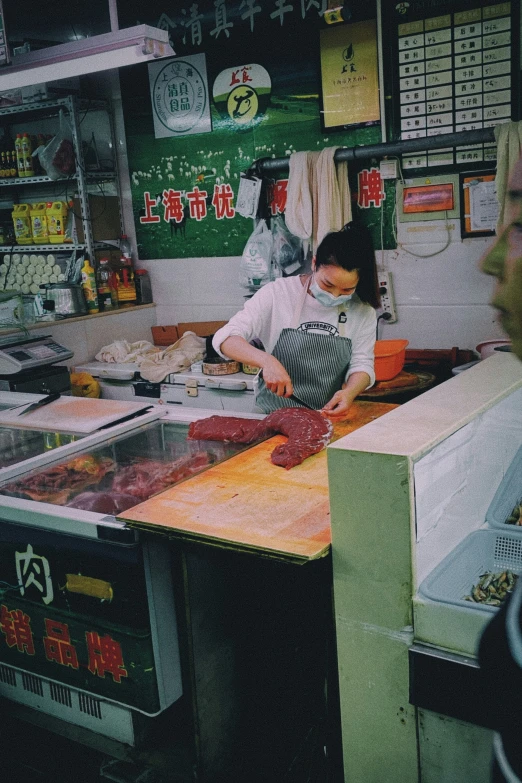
top-left (213, 276), bottom-right (376, 387)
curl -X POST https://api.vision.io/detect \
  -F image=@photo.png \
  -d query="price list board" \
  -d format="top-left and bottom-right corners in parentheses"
top-left (384, 1), bottom-right (520, 172)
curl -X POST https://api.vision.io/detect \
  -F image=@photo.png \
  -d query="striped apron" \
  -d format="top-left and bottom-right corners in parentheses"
top-left (256, 278), bottom-right (353, 413)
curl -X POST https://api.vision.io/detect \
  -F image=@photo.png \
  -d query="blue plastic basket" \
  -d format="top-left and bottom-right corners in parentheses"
top-left (486, 444), bottom-right (522, 532)
top-left (418, 529), bottom-right (522, 614)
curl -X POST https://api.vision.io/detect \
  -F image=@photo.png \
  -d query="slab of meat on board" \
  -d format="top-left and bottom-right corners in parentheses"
top-left (187, 408), bottom-right (333, 469)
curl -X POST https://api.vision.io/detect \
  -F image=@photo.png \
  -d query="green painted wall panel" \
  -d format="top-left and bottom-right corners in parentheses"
top-left (328, 449), bottom-right (413, 630)
top-left (336, 623), bottom-right (418, 783)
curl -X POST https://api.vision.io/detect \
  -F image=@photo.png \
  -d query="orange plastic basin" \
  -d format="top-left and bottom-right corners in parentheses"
top-left (374, 339), bottom-right (409, 381)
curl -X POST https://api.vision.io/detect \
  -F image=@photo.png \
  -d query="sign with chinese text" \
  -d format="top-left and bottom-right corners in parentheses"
top-left (213, 64), bottom-right (271, 128)
top-left (383, 0), bottom-right (520, 171)
top-left (461, 172), bottom-right (498, 237)
top-left (319, 19), bottom-right (381, 130)
top-left (0, 526), bottom-right (163, 713)
top-left (149, 53), bottom-right (211, 138)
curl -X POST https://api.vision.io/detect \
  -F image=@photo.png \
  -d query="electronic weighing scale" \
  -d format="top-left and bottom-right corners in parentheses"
top-left (0, 334), bottom-right (73, 394)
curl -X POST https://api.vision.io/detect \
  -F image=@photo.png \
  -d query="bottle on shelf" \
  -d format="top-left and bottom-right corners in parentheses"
top-left (21, 132), bottom-right (33, 177)
top-left (15, 134), bottom-right (24, 178)
top-left (11, 203), bottom-right (33, 245)
top-left (80, 257), bottom-right (99, 314)
top-left (135, 269), bottom-right (153, 305)
top-left (119, 234), bottom-right (132, 261)
top-left (46, 201), bottom-right (69, 244)
top-left (8, 151), bottom-right (16, 178)
top-left (30, 203), bottom-right (49, 244)
top-left (96, 257), bottom-right (118, 311)
top-left (116, 255), bottom-right (137, 307)
top-left (0, 152), bottom-right (6, 178)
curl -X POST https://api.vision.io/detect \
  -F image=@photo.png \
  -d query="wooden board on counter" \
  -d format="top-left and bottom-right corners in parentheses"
top-left (120, 402), bottom-right (397, 562)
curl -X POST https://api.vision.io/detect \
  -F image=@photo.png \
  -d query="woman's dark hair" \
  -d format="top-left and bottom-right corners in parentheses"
top-left (315, 223), bottom-right (381, 308)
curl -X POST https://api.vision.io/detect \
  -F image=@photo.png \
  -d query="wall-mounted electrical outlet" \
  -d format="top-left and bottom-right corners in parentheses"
top-left (377, 271), bottom-right (397, 324)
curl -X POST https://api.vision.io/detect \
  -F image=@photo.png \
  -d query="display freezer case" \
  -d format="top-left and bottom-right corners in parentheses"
top-left (327, 353), bottom-right (522, 783)
top-left (0, 413), bottom-right (264, 747)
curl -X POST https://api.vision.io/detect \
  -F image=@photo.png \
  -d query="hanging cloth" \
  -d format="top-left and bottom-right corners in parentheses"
top-left (494, 121), bottom-right (522, 233)
top-left (285, 151), bottom-right (313, 250)
top-left (255, 278), bottom-right (352, 413)
top-left (314, 146), bottom-right (352, 251)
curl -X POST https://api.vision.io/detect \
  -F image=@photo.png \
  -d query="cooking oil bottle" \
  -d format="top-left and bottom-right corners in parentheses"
top-left (81, 257), bottom-right (99, 314)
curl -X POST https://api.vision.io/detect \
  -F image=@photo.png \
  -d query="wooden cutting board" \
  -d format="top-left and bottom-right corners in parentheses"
top-left (120, 401), bottom-right (397, 561)
top-left (0, 397), bottom-right (152, 433)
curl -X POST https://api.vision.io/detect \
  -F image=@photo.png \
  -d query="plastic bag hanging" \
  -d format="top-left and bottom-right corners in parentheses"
top-left (271, 215), bottom-right (303, 275)
top-left (239, 219), bottom-right (274, 290)
top-left (35, 110), bottom-right (76, 180)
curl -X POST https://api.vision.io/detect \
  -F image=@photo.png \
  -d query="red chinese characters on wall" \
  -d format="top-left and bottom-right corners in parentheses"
top-left (267, 179), bottom-right (288, 216)
top-left (357, 168), bottom-right (386, 209)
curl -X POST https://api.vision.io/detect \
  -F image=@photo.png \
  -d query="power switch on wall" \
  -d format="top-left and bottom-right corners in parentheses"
top-left (378, 271), bottom-right (397, 324)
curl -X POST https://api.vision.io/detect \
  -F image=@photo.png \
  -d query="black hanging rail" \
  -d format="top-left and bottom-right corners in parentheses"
top-left (252, 127), bottom-right (496, 175)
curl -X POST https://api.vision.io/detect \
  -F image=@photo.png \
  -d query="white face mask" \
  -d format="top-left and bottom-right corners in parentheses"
top-left (310, 277), bottom-right (354, 308)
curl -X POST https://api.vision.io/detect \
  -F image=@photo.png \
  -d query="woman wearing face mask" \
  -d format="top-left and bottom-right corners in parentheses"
top-left (212, 223), bottom-right (380, 418)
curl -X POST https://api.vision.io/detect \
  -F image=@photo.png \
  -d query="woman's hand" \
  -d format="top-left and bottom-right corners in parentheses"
top-left (321, 389), bottom-right (354, 419)
top-left (261, 355), bottom-right (293, 397)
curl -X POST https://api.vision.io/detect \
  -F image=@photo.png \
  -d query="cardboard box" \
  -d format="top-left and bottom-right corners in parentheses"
top-left (72, 196), bottom-right (121, 243)
top-left (178, 321), bottom-right (228, 337)
top-left (21, 78), bottom-right (81, 104)
top-left (0, 89), bottom-right (22, 108)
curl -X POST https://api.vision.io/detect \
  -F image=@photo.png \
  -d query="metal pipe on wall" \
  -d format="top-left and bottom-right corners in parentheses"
top-left (253, 127), bottom-right (496, 174)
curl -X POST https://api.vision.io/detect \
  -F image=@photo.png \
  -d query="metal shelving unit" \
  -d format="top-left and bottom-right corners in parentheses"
top-left (0, 96), bottom-right (121, 261)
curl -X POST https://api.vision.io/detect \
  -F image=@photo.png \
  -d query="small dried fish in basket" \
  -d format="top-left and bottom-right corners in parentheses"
top-left (506, 502), bottom-right (522, 526)
top-left (464, 570), bottom-right (518, 606)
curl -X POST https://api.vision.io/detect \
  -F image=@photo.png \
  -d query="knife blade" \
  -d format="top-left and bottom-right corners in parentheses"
top-left (16, 392), bottom-right (61, 416)
top-left (255, 370), bottom-right (316, 411)
top-left (96, 406), bottom-right (154, 430)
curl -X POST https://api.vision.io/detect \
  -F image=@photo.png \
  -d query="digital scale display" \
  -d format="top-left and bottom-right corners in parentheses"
top-left (0, 336), bottom-right (73, 374)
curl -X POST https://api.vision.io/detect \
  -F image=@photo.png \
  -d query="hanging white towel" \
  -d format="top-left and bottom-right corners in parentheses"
top-left (315, 147), bottom-right (352, 251)
top-left (285, 151), bottom-right (313, 244)
top-left (494, 121), bottom-right (522, 233)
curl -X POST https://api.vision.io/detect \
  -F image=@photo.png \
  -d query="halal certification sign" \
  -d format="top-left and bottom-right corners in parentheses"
top-left (149, 55), bottom-right (211, 138)
top-left (213, 64), bottom-right (271, 129)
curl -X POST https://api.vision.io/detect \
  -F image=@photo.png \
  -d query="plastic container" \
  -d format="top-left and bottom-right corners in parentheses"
top-left (11, 203), bottom-right (33, 244)
top-left (80, 258), bottom-right (99, 314)
top-left (486, 445), bottom-right (522, 532)
top-left (30, 202), bottom-right (49, 243)
top-left (46, 201), bottom-right (69, 244)
top-left (96, 258), bottom-right (118, 311)
top-left (451, 360), bottom-right (481, 376)
top-left (418, 529), bottom-right (522, 614)
top-left (374, 339), bottom-right (409, 381)
top-left (116, 257), bottom-right (137, 307)
top-left (476, 340), bottom-right (512, 359)
top-left (135, 268), bottom-right (152, 304)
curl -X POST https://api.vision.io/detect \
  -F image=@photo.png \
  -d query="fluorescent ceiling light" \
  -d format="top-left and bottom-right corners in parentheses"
top-left (0, 25), bottom-right (175, 90)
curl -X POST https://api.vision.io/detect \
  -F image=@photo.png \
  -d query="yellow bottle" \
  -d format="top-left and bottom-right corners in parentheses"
top-left (11, 203), bottom-right (33, 244)
top-left (80, 258), bottom-right (99, 314)
top-left (15, 134), bottom-right (24, 177)
top-left (46, 201), bottom-right (69, 244)
top-left (30, 202), bottom-right (49, 243)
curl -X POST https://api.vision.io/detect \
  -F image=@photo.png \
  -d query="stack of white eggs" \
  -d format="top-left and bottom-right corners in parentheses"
top-left (0, 253), bottom-right (65, 294)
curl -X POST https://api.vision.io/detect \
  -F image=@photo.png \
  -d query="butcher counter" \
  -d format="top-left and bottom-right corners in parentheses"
top-left (0, 399), bottom-right (396, 783)
top-left (118, 401), bottom-right (396, 782)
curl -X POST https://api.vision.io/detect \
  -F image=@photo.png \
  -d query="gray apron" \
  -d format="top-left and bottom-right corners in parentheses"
top-left (256, 278), bottom-right (353, 412)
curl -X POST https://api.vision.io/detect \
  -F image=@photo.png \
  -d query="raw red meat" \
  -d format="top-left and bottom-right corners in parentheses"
top-left (188, 408), bottom-right (333, 469)
top-left (111, 451), bottom-right (212, 501)
top-left (67, 491), bottom-right (138, 515)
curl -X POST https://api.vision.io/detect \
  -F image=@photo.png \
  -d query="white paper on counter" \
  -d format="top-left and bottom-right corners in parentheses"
top-left (0, 397), bottom-right (152, 434)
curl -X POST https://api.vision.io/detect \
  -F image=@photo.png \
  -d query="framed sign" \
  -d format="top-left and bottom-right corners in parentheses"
top-left (460, 172), bottom-right (499, 237)
top-left (148, 53), bottom-right (212, 139)
top-left (319, 19), bottom-right (381, 131)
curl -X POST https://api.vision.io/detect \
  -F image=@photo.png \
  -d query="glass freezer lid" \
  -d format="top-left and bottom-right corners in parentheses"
top-left (0, 419), bottom-right (260, 513)
top-left (0, 427), bottom-right (85, 470)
